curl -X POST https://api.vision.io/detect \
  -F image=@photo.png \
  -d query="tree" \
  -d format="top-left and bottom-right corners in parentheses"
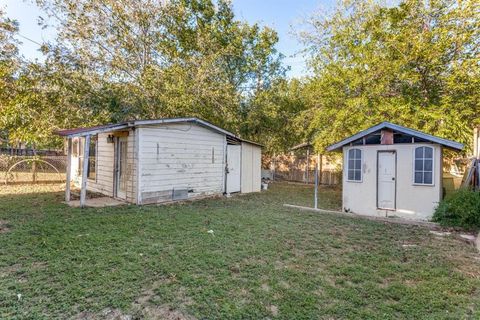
top-left (241, 78), bottom-right (308, 154)
top-left (0, 9), bottom-right (21, 147)
top-left (299, 0), bottom-right (480, 154)
top-left (3, 58), bottom-right (112, 149)
top-left (35, 0), bottom-right (285, 133)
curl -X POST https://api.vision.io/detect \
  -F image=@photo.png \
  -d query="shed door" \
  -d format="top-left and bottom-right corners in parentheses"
top-left (377, 151), bottom-right (396, 210)
top-left (226, 145), bottom-right (241, 193)
top-left (115, 137), bottom-right (128, 199)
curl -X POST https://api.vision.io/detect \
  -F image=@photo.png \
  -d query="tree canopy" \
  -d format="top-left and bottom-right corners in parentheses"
top-left (1, 0), bottom-right (285, 149)
top-left (299, 0), bottom-right (480, 154)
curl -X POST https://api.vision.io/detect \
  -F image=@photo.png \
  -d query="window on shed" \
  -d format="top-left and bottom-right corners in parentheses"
top-left (347, 148), bottom-right (362, 181)
top-left (414, 146), bottom-right (433, 185)
top-left (72, 138), bottom-right (79, 157)
top-left (87, 136), bottom-right (97, 180)
top-left (78, 135), bottom-right (97, 180)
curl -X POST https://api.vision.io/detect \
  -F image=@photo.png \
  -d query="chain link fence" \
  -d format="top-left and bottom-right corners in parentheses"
top-left (0, 155), bottom-right (67, 184)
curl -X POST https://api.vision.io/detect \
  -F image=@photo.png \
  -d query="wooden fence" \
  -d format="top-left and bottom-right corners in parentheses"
top-left (265, 154), bottom-right (341, 186)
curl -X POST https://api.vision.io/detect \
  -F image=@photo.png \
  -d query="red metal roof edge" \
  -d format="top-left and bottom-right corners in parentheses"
top-left (56, 122), bottom-right (129, 136)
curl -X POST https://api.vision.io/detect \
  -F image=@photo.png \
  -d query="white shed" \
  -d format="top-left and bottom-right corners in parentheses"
top-left (57, 118), bottom-right (262, 207)
top-left (327, 122), bottom-right (463, 220)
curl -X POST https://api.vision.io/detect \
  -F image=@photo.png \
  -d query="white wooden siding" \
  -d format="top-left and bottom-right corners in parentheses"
top-left (138, 123), bottom-right (226, 204)
top-left (241, 142), bottom-right (262, 193)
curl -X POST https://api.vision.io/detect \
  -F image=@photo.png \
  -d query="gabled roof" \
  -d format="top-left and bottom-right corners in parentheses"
top-left (326, 122), bottom-right (463, 152)
top-left (56, 117), bottom-right (263, 147)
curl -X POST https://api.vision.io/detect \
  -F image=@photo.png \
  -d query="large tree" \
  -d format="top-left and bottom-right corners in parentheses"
top-left (0, 9), bottom-right (21, 145)
top-left (240, 78), bottom-right (308, 154)
top-left (34, 0), bottom-right (285, 133)
top-left (299, 0), bottom-right (480, 154)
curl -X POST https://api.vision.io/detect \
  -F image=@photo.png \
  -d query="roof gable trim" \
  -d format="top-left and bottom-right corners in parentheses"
top-left (326, 122), bottom-right (463, 151)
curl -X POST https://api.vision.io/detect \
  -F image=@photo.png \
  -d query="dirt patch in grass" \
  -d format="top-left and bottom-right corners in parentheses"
top-left (0, 263), bottom-right (21, 279)
top-left (0, 220), bottom-right (11, 233)
top-left (0, 184), bottom-right (64, 196)
top-left (133, 279), bottom-right (169, 306)
top-left (72, 308), bottom-right (132, 320)
top-left (131, 278), bottom-right (195, 319)
top-left (261, 283), bottom-right (271, 292)
top-left (140, 305), bottom-right (196, 320)
top-left (268, 304), bottom-right (279, 317)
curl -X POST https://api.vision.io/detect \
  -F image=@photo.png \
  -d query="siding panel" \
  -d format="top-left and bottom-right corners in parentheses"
top-left (240, 142), bottom-right (262, 193)
top-left (138, 123), bottom-right (225, 204)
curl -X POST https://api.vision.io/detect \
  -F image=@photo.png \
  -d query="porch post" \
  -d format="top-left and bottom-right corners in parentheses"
top-left (80, 135), bottom-right (90, 208)
top-left (65, 137), bottom-right (72, 202)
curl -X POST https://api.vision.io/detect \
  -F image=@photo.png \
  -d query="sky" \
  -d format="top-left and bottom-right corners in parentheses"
top-left (2, 0), bottom-right (336, 78)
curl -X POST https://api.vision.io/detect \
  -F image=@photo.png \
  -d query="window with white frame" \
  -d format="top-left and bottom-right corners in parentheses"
top-left (347, 148), bottom-right (362, 181)
top-left (414, 146), bottom-right (433, 185)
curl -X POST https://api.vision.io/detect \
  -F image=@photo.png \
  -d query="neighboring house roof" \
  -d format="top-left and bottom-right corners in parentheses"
top-left (56, 117), bottom-right (263, 147)
top-left (326, 122), bottom-right (464, 152)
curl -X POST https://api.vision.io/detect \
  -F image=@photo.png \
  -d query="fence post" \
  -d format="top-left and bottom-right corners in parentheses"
top-left (31, 160), bottom-right (37, 184)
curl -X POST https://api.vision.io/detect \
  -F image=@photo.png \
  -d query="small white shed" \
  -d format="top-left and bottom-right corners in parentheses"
top-left (327, 122), bottom-right (463, 220)
top-left (57, 118), bottom-right (262, 207)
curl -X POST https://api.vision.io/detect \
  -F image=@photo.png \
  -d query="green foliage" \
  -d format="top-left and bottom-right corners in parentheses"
top-left (241, 78), bottom-right (308, 154)
top-left (1, 1), bottom-right (285, 149)
top-left (299, 0), bottom-right (480, 154)
top-left (34, 0), bottom-right (285, 131)
top-left (433, 188), bottom-right (480, 230)
top-left (0, 10), bottom-right (21, 143)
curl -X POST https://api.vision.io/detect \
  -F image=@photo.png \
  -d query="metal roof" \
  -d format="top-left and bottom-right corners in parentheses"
top-left (326, 122), bottom-right (464, 152)
top-left (56, 117), bottom-right (263, 147)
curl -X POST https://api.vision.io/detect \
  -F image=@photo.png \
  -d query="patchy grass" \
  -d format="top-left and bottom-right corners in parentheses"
top-left (0, 183), bottom-right (479, 319)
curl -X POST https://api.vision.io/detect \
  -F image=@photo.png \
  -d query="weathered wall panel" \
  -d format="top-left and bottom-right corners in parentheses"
top-left (138, 123), bottom-right (225, 204)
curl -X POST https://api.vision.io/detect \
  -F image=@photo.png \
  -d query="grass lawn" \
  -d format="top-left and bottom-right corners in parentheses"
top-left (0, 183), bottom-right (479, 319)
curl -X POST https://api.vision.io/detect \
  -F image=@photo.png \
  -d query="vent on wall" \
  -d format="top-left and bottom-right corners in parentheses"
top-left (172, 188), bottom-right (189, 200)
top-left (227, 135), bottom-right (241, 145)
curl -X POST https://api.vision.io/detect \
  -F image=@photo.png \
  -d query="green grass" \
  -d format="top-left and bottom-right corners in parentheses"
top-left (0, 183), bottom-right (479, 319)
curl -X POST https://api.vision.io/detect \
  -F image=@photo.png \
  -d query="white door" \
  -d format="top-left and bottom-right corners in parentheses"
top-left (226, 145), bottom-right (241, 193)
top-left (377, 151), bottom-right (396, 210)
top-left (115, 137), bottom-right (128, 199)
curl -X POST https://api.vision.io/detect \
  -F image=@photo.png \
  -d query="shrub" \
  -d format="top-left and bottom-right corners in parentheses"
top-left (433, 189), bottom-right (480, 230)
